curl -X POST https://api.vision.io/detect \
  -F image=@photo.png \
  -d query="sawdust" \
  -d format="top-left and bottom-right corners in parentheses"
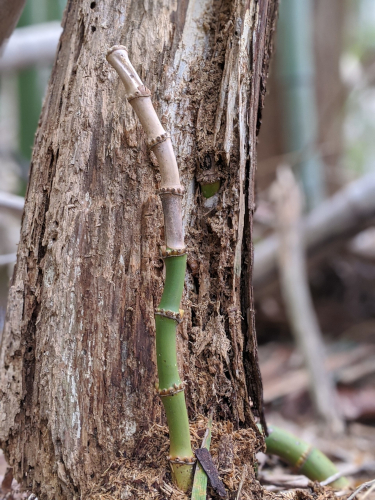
top-left (89, 416), bottom-right (349, 500)
top-left (89, 415), bottom-right (260, 500)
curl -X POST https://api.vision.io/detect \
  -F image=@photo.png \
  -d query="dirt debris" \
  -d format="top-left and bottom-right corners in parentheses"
top-left (88, 416), bottom-right (349, 500)
top-left (264, 483), bottom-right (339, 500)
top-left (89, 415), bottom-right (260, 500)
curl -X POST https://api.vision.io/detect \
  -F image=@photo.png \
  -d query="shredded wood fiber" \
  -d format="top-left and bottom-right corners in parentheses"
top-left (89, 417), bottom-right (345, 500)
top-left (90, 416), bottom-right (260, 499)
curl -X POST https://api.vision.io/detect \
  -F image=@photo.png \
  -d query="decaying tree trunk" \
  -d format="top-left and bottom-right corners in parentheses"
top-left (0, 0), bottom-right (278, 498)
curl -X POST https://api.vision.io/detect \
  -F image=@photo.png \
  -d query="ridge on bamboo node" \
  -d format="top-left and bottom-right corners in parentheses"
top-left (159, 246), bottom-right (187, 258)
top-left (158, 381), bottom-right (186, 397)
top-left (106, 44), bottom-right (128, 57)
top-left (154, 308), bottom-right (183, 323)
top-left (157, 186), bottom-right (185, 196)
top-left (168, 456), bottom-right (197, 465)
top-left (127, 85), bottom-right (151, 102)
top-left (295, 446), bottom-right (313, 470)
top-left (147, 132), bottom-right (170, 148)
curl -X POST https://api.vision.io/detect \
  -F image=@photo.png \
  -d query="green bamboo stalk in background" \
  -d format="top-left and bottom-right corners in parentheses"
top-left (106, 47), bottom-right (195, 492)
top-left (277, 0), bottom-right (326, 210)
top-left (17, 0), bottom-right (44, 163)
top-left (259, 424), bottom-right (349, 489)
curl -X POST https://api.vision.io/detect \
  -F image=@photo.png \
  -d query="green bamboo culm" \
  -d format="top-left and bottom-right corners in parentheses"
top-left (259, 424), bottom-right (349, 489)
top-left (155, 253), bottom-right (194, 490)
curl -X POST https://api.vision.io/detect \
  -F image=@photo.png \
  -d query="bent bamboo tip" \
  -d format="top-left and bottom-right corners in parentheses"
top-left (106, 45), bottom-right (143, 97)
top-left (106, 45), bottom-right (128, 58)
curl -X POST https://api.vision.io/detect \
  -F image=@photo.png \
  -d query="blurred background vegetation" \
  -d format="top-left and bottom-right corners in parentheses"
top-left (0, 0), bottom-right (66, 329)
top-left (255, 0), bottom-right (375, 431)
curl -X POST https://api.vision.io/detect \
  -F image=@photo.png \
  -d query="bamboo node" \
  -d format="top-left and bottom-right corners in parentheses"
top-left (157, 186), bottom-right (185, 197)
top-left (168, 455), bottom-right (196, 465)
top-left (159, 246), bottom-right (187, 258)
top-left (106, 45), bottom-right (128, 57)
top-left (155, 308), bottom-right (183, 323)
top-left (158, 381), bottom-right (186, 397)
top-left (127, 85), bottom-right (151, 102)
top-left (147, 132), bottom-right (170, 148)
top-left (295, 445), bottom-right (313, 471)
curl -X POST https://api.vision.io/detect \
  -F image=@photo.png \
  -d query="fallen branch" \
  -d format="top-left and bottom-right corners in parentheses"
top-left (0, 22), bottom-right (62, 72)
top-left (347, 479), bottom-right (375, 500)
top-left (254, 173), bottom-right (375, 287)
top-left (0, 191), bottom-right (24, 213)
top-left (262, 343), bottom-right (375, 403)
top-left (260, 473), bottom-right (310, 489)
top-left (270, 166), bottom-right (343, 432)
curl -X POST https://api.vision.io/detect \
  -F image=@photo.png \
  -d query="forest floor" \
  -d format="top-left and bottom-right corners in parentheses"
top-left (1, 339), bottom-right (374, 500)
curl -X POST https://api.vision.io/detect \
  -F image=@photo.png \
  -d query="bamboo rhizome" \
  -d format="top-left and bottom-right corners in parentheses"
top-left (106, 46), bottom-right (194, 492)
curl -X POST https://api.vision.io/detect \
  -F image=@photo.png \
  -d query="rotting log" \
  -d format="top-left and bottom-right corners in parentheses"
top-left (0, 0), bottom-right (278, 498)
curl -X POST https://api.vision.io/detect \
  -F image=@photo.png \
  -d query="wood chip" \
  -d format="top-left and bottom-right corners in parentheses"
top-left (195, 448), bottom-right (227, 498)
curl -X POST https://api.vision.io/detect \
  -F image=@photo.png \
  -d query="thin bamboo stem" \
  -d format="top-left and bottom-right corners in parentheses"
top-left (106, 46), bottom-right (194, 492)
top-left (277, 0), bottom-right (326, 209)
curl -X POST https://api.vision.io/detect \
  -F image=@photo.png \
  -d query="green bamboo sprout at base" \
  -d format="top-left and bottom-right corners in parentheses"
top-left (155, 253), bottom-right (194, 489)
top-left (259, 424), bottom-right (349, 489)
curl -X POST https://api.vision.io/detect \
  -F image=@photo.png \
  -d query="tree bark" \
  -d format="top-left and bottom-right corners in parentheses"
top-left (0, 0), bottom-right (278, 498)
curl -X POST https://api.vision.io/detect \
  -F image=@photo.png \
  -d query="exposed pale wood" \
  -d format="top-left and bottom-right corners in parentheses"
top-left (0, 0), bottom-right (278, 498)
